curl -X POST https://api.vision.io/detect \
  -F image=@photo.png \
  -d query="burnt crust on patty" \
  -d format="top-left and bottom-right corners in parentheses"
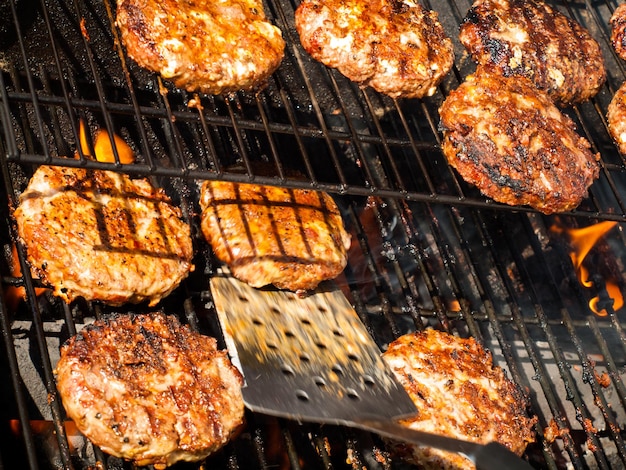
top-left (199, 180), bottom-right (351, 294)
top-left (607, 81), bottom-right (626, 155)
top-left (294, 0), bottom-right (454, 99)
top-left (438, 66), bottom-right (600, 214)
top-left (55, 313), bottom-right (244, 468)
top-left (382, 329), bottom-right (537, 469)
top-left (611, 4), bottom-right (626, 61)
top-left (13, 165), bottom-right (194, 306)
top-left (115, 0), bottom-right (285, 95)
top-left (459, 0), bottom-right (606, 106)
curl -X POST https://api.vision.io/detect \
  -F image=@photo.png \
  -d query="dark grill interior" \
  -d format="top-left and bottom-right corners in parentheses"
top-left (2, 0), bottom-right (626, 468)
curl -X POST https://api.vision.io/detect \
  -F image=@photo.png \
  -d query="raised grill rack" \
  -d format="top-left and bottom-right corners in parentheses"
top-left (1, 0), bottom-right (626, 468)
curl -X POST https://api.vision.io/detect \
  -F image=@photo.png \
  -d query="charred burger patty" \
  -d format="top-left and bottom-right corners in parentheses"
top-left (459, 0), bottom-right (605, 106)
top-left (14, 165), bottom-right (194, 306)
top-left (116, 0), bottom-right (285, 95)
top-left (295, 0), bottom-right (454, 99)
top-left (55, 313), bottom-right (244, 468)
top-left (199, 180), bottom-right (351, 293)
top-left (382, 329), bottom-right (537, 469)
top-left (438, 67), bottom-right (599, 214)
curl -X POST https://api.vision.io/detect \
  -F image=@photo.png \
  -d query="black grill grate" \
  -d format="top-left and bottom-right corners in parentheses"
top-left (2, 0), bottom-right (626, 468)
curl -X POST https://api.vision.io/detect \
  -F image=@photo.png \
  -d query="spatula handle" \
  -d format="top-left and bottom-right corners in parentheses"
top-left (352, 418), bottom-right (534, 470)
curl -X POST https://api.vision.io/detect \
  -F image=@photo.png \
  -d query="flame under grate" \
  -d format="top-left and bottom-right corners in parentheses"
top-left (1, 0), bottom-right (626, 469)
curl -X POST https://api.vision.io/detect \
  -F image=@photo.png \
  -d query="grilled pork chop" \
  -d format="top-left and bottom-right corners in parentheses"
top-left (14, 166), bottom-right (193, 306)
top-left (611, 4), bottom-right (626, 61)
top-left (294, 0), bottom-right (454, 99)
top-left (439, 67), bottom-right (600, 214)
top-left (459, 0), bottom-right (606, 106)
top-left (199, 180), bottom-right (351, 293)
top-left (55, 313), bottom-right (244, 468)
top-left (382, 329), bottom-right (537, 469)
top-left (115, 0), bottom-right (285, 95)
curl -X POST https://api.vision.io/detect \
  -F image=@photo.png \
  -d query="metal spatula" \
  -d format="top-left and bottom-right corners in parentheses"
top-left (210, 273), bottom-right (533, 470)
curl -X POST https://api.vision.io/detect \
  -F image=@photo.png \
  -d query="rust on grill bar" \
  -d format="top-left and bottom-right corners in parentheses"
top-left (1, 0), bottom-right (626, 468)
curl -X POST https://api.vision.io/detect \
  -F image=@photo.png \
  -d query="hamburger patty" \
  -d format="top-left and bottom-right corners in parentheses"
top-left (459, 0), bottom-right (606, 106)
top-left (611, 4), bottom-right (626, 61)
top-left (55, 313), bottom-right (244, 469)
top-left (199, 180), bottom-right (351, 293)
top-left (115, 0), bottom-right (285, 95)
top-left (382, 329), bottom-right (537, 469)
top-left (439, 67), bottom-right (600, 214)
top-left (294, 0), bottom-right (454, 99)
top-left (607, 81), bottom-right (626, 155)
top-left (14, 166), bottom-right (194, 306)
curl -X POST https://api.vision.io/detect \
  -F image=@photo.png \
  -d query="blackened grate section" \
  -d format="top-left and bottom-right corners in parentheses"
top-left (1, 0), bottom-right (626, 469)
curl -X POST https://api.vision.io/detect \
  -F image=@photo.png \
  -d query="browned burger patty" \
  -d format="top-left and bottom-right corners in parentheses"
top-left (382, 329), bottom-right (537, 469)
top-left (607, 81), bottom-right (626, 154)
top-left (115, 0), bottom-right (285, 95)
top-left (294, 0), bottom-right (454, 99)
top-left (199, 180), bottom-right (351, 293)
top-left (55, 313), bottom-right (244, 469)
top-left (459, 0), bottom-right (606, 106)
top-left (611, 4), bottom-right (626, 61)
top-left (439, 67), bottom-right (600, 214)
top-left (14, 166), bottom-right (194, 306)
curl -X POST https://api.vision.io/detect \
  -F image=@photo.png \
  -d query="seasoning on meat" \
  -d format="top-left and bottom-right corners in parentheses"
top-left (199, 180), bottom-right (351, 294)
top-left (607, 82), bottom-right (626, 154)
top-left (294, 0), bottom-right (454, 99)
top-left (115, 0), bottom-right (285, 95)
top-left (459, 0), bottom-right (606, 106)
top-left (382, 329), bottom-right (537, 469)
top-left (55, 313), bottom-right (244, 469)
top-left (611, 4), bottom-right (626, 61)
top-left (438, 66), bottom-right (600, 214)
top-left (14, 166), bottom-right (194, 306)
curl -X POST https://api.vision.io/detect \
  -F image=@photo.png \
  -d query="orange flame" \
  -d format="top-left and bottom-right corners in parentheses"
top-left (555, 221), bottom-right (623, 316)
top-left (9, 420), bottom-right (80, 453)
top-left (77, 120), bottom-right (135, 164)
top-left (4, 244), bottom-right (47, 312)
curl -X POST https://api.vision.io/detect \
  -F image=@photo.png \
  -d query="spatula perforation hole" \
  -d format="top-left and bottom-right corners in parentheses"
top-left (315, 341), bottom-right (327, 349)
top-left (332, 364), bottom-right (344, 376)
top-left (332, 329), bottom-right (344, 337)
top-left (300, 318), bottom-right (311, 326)
top-left (300, 353), bottom-right (311, 362)
top-left (347, 353), bottom-right (359, 362)
top-left (270, 307), bottom-right (281, 315)
top-left (238, 295), bottom-right (249, 303)
top-left (347, 388), bottom-right (360, 400)
top-left (252, 317), bottom-right (263, 326)
top-left (284, 330), bottom-right (295, 338)
top-left (314, 376), bottom-right (326, 387)
top-left (362, 375), bottom-right (376, 387)
top-left (266, 341), bottom-right (278, 350)
top-left (295, 390), bottom-right (310, 401)
top-left (281, 364), bottom-right (295, 376)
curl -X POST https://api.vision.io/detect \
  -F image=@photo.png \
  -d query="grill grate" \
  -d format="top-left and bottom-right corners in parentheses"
top-left (2, 0), bottom-right (626, 468)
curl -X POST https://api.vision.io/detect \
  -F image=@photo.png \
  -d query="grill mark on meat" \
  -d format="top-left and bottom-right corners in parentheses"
top-left (611, 4), bottom-right (626, 61)
top-left (459, 0), bottom-right (606, 106)
top-left (607, 81), bottom-right (626, 154)
top-left (14, 166), bottom-right (194, 306)
top-left (382, 329), bottom-right (537, 468)
top-left (200, 180), bottom-right (351, 292)
top-left (116, 0), bottom-right (285, 95)
top-left (439, 66), bottom-right (599, 214)
top-left (55, 313), bottom-right (244, 468)
top-left (295, 0), bottom-right (453, 99)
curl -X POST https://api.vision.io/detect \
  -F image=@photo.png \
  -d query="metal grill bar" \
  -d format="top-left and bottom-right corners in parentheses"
top-left (2, 0), bottom-right (626, 469)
